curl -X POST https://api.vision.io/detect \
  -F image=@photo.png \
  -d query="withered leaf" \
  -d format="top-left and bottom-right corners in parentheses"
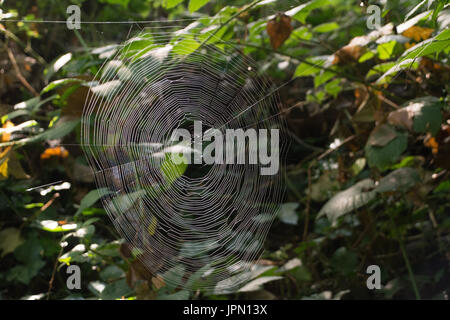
top-left (332, 45), bottom-right (365, 65)
top-left (267, 14), bottom-right (293, 50)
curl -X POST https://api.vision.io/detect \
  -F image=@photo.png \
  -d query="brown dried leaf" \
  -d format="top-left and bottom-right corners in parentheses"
top-left (266, 14), bottom-right (293, 50)
top-left (332, 45), bottom-right (365, 65)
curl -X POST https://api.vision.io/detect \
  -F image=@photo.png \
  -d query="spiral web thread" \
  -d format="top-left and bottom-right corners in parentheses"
top-left (81, 30), bottom-right (288, 293)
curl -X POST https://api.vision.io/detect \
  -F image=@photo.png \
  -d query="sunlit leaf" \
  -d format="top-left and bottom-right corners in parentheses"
top-left (188, 0), bottom-right (210, 13)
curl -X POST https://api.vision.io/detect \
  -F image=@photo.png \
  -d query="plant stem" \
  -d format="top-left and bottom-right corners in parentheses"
top-left (399, 239), bottom-right (421, 300)
top-left (387, 209), bottom-right (421, 300)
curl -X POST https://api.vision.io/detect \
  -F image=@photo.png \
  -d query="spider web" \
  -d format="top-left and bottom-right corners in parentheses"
top-left (81, 30), bottom-right (288, 292)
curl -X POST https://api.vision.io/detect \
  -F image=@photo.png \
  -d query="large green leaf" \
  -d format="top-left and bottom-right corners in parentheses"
top-left (375, 167), bottom-right (420, 193)
top-left (377, 41), bottom-right (402, 60)
top-left (294, 56), bottom-right (328, 78)
top-left (172, 35), bottom-right (201, 55)
top-left (0, 228), bottom-right (23, 257)
top-left (313, 22), bottom-right (339, 33)
top-left (75, 188), bottom-right (111, 216)
top-left (365, 127), bottom-right (408, 171)
top-left (7, 236), bottom-right (45, 285)
top-left (161, 153), bottom-right (188, 184)
top-left (409, 97), bottom-right (443, 135)
top-left (100, 279), bottom-right (133, 300)
top-left (36, 118), bottom-right (80, 141)
top-left (317, 179), bottom-right (376, 224)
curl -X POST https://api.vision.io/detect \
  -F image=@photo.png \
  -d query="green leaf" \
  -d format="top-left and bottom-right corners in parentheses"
top-left (163, 0), bottom-right (184, 9)
top-left (391, 96), bottom-right (444, 135)
top-left (434, 180), bottom-right (450, 193)
top-left (99, 0), bottom-right (130, 8)
top-left (41, 78), bottom-right (84, 94)
top-left (290, 27), bottom-right (313, 41)
top-left (367, 124), bottom-right (398, 147)
top-left (1, 110), bottom-right (29, 124)
top-left (294, 56), bottom-right (327, 78)
top-left (7, 236), bottom-right (45, 284)
top-left (44, 53), bottom-right (72, 82)
top-left (358, 51), bottom-right (375, 63)
top-left (184, 264), bottom-right (214, 290)
top-left (172, 35), bottom-right (201, 55)
top-left (121, 34), bottom-right (155, 58)
top-left (107, 190), bottom-right (146, 216)
top-left (188, 0), bottom-right (210, 13)
top-left (324, 79), bottom-right (342, 98)
top-left (35, 118), bottom-right (80, 141)
top-left (100, 279), bottom-right (133, 300)
top-left (405, 0), bottom-right (427, 21)
top-left (286, 0), bottom-right (332, 24)
top-left (0, 228), bottom-right (23, 257)
top-left (197, 25), bottom-right (229, 44)
top-left (12, 96), bottom-right (41, 111)
top-left (76, 188), bottom-right (111, 216)
top-left (377, 41), bottom-right (402, 60)
top-left (39, 220), bottom-right (77, 232)
top-left (317, 179), bottom-right (376, 224)
top-left (375, 59), bottom-right (419, 84)
top-left (313, 22), bottom-right (339, 33)
top-left (431, 0), bottom-right (445, 26)
top-left (278, 202), bottom-right (299, 225)
top-left (365, 128), bottom-right (408, 171)
top-left (7, 259), bottom-right (45, 285)
top-left (409, 97), bottom-right (443, 135)
top-left (375, 167), bottom-right (420, 193)
top-left (100, 266), bottom-right (125, 282)
top-left (351, 158), bottom-right (366, 176)
top-left (330, 247), bottom-right (358, 277)
top-left (161, 265), bottom-right (185, 290)
top-left (367, 62), bottom-right (396, 79)
top-left (161, 153), bottom-right (188, 184)
top-left (314, 70), bottom-right (335, 87)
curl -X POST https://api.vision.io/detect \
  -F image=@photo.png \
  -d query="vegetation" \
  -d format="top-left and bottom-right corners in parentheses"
top-left (0, 0), bottom-right (449, 300)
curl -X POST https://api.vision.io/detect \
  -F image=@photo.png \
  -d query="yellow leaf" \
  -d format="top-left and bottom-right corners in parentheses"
top-left (1, 120), bottom-right (14, 142)
top-left (0, 158), bottom-right (9, 178)
top-left (402, 26), bottom-right (434, 42)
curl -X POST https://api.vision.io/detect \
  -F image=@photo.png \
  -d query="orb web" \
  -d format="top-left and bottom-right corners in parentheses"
top-left (81, 31), bottom-right (287, 292)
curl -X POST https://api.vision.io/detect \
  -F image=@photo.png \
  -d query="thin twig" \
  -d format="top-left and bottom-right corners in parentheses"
top-left (6, 47), bottom-right (39, 97)
top-left (303, 163), bottom-right (313, 241)
top-left (47, 237), bottom-right (64, 300)
top-left (317, 135), bottom-right (356, 161)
